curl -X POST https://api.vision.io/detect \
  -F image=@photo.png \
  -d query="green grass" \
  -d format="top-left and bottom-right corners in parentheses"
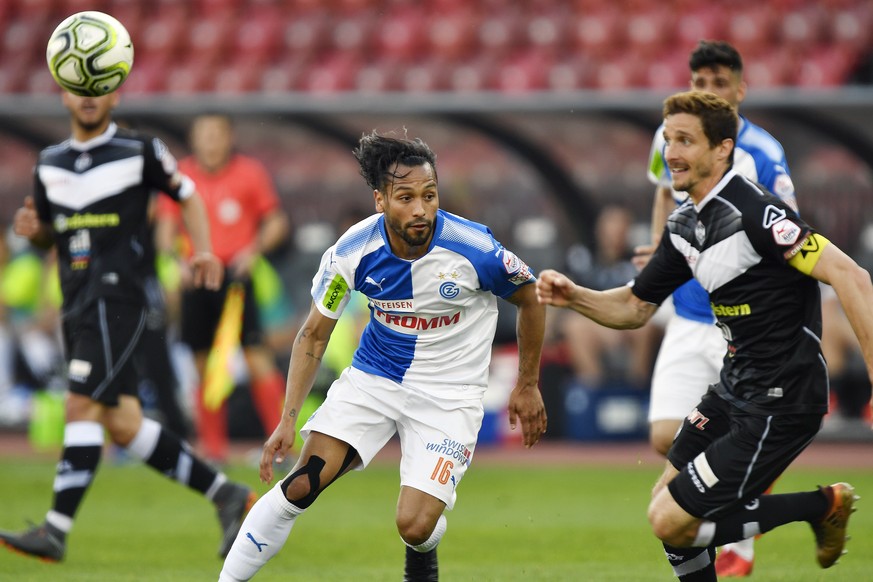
top-left (0, 454), bottom-right (870, 581)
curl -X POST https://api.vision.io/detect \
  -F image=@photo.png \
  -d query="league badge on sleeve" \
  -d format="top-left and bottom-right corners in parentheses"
top-left (502, 249), bottom-right (533, 285)
top-left (771, 218), bottom-right (802, 247)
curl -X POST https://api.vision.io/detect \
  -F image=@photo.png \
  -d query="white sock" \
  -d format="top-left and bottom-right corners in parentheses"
top-left (406, 514), bottom-right (447, 553)
top-left (219, 482), bottom-right (303, 581)
top-left (721, 537), bottom-right (755, 561)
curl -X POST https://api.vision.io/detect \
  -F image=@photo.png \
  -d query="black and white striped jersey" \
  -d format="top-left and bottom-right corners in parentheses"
top-left (33, 122), bottom-right (193, 316)
top-left (632, 169), bottom-right (827, 416)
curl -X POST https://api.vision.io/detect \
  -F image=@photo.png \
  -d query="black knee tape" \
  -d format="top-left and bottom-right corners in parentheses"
top-left (280, 455), bottom-right (326, 509)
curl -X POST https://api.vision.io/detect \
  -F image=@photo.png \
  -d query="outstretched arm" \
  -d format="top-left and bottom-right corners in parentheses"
top-left (260, 303), bottom-right (338, 483)
top-left (536, 269), bottom-right (657, 329)
top-left (808, 243), bottom-right (873, 386)
top-left (504, 283), bottom-right (547, 448)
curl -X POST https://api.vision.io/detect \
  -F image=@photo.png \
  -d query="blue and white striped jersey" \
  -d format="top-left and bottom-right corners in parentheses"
top-left (311, 209), bottom-right (535, 397)
top-left (646, 115), bottom-right (796, 324)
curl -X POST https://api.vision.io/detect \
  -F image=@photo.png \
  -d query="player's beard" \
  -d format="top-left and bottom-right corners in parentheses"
top-left (388, 216), bottom-right (433, 248)
top-left (72, 108), bottom-right (111, 134)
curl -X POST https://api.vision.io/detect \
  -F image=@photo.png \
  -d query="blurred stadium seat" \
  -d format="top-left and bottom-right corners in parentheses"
top-left (0, 0), bottom-right (871, 94)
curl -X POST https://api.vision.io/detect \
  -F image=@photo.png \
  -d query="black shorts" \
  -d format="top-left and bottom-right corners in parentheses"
top-left (62, 298), bottom-right (147, 406)
top-left (180, 277), bottom-right (263, 353)
top-left (667, 389), bottom-right (823, 521)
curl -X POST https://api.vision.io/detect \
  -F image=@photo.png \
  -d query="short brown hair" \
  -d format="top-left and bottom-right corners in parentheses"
top-left (664, 91), bottom-right (737, 157)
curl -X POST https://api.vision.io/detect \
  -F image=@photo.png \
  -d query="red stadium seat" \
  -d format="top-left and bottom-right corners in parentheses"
top-left (448, 58), bottom-right (496, 93)
top-left (796, 46), bottom-right (855, 87)
top-left (644, 52), bottom-right (689, 90)
top-left (0, 61), bottom-right (27, 93)
top-left (428, 10), bottom-right (481, 61)
top-left (547, 57), bottom-right (596, 91)
top-left (828, 5), bottom-right (873, 52)
top-left (329, 12), bottom-right (376, 56)
top-left (194, 0), bottom-right (244, 18)
top-left (283, 11), bottom-right (330, 61)
top-left (592, 54), bottom-right (644, 90)
top-left (493, 52), bottom-right (550, 93)
top-left (297, 51), bottom-right (360, 93)
top-left (187, 17), bottom-right (233, 67)
top-left (59, 0), bottom-right (109, 15)
top-left (780, 7), bottom-right (826, 47)
top-left (726, 7), bottom-right (775, 58)
top-left (2, 20), bottom-right (41, 66)
top-left (214, 61), bottom-right (261, 93)
top-left (120, 56), bottom-right (167, 94)
top-left (743, 47), bottom-right (795, 88)
top-left (373, 8), bottom-right (426, 62)
top-left (24, 68), bottom-right (59, 94)
top-left (139, 15), bottom-right (187, 63)
top-left (165, 59), bottom-right (216, 94)
top-left (357, 56), bottom-right (408, 93)
top-left (570, 9), bottom-right (624, 60)
top-left (624, 10), bottom-right (672, 56)
top-left (477, 12), bottom-right (524, 61)
top-left (233, 11), bottom-right (282, 65)
top-left (259, 60), bottom-right (304, 93)
top-left (674, 6), bottom-right (725, 56)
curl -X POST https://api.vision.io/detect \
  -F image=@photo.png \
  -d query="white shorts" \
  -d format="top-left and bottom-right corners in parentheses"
top-left (300, 367), bottom-right (483, 510)
top-left (648, 314), bottom-right (726, 423)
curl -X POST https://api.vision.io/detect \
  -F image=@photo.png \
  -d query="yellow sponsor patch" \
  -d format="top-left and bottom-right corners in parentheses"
top-left (323, 275), bottom-right (349, 312)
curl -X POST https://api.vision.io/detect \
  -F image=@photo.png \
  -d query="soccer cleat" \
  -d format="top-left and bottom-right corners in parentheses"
top-left (215, 483), bottom-right (257, 559)
top-left (714, 547), bottom-right (754, 577)
top-left (404, 546), bottom-right (438, 582)
top-left (0, 521), bottom-right (66, 562)
top-left (811, 482), bottom-right (858, 568)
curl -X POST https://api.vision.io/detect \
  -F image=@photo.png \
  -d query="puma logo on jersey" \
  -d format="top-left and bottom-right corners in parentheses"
top-left (365, 276), bottom-right (386, 291)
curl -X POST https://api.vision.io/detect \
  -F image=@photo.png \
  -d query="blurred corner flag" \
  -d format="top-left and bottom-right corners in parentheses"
top-left (202, 282), bottom-right (245, 411)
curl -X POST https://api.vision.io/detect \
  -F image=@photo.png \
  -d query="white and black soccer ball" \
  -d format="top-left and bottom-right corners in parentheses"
top-left (46, 11), bottom-right (134, 96)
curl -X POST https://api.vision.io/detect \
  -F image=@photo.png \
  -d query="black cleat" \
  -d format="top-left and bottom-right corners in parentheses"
top-left (404, 546), bottom-right (438, 581)
top-left (0, 521), bottom-right (65, 562)
top-left (214, 482), bottom-right (257, 559)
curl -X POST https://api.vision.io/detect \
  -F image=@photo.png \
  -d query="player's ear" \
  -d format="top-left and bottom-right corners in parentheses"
top-left (374, 189), bottom-right (385, 213)
top-left (736, 80), bottom-right (747, 105)
top-left (718, 138), bottom-right (734, 163)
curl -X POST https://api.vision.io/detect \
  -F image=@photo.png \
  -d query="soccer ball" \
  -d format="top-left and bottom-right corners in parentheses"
top-left (46, 11), bottom-right (134, 96)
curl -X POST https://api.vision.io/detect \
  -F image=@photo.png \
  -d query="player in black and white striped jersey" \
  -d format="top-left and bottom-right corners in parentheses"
top-left (538, 91), bottom-right (869, 580)
top-left (0, 90), bottom-right (254, 562)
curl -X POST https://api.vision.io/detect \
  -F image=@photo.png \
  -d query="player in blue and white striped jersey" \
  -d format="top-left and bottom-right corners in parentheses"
top-left (220, 131), bottom-right (547, 582)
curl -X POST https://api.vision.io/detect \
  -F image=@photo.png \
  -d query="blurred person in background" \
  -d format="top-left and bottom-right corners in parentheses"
top-left (156, 113), bottom-right (290, 465)
top-left (219, 131), bottom-right (547, 582)
top-left (539, 90), bottom-right (865, 582)
top-left (635, 40), bottom-right (798, 577)
top-left (560, 204), bottom-right (660, 390)
top-left (0, 91), bottom-right (255, 562)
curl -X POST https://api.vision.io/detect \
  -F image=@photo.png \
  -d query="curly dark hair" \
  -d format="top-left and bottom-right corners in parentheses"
top-left (689, 40), bottom-right (743, 73)
top-left (353, 130), bottom-right (438, 192)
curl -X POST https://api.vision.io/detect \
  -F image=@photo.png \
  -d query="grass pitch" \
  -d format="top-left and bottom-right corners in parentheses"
top-left (0, 451), bottom-right (870, 581)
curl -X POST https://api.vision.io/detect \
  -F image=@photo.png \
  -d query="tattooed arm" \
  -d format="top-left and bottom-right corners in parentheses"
top-left (259, 302), bottom-right (339, 483)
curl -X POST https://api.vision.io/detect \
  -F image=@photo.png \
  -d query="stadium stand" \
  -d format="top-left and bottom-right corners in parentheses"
top-left (0, 0), bottom-right (870, 94)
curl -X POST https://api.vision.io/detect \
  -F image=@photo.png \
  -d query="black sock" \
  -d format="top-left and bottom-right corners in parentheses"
top-left (51, 421), bottom-right (104, 527)
top-left (706, 490), bottom-right (829, 546)
top-left (131, 418), bottom-right (219, 494)
top-left (663, 543), bottom-right (716, 581)
top-left (404, 546), bottom-right (438, 582)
